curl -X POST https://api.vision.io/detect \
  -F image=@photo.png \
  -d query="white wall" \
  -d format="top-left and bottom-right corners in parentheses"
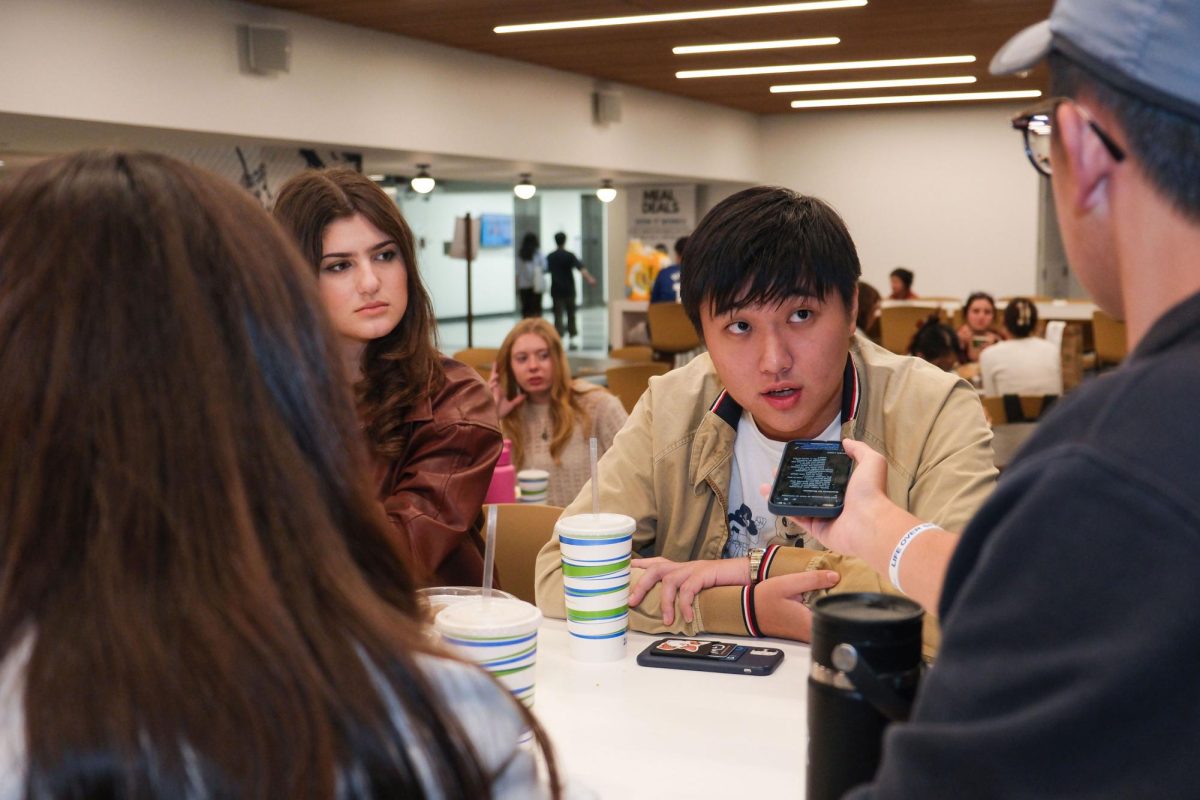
top-left (0, 0), bottom-right (761, 185)
top-left (760, 104), bottom-right (1043, 301)
top-left (399, 191), bottom-right (516, 319)
top-left (1, 0), bottom-right (1052, 310)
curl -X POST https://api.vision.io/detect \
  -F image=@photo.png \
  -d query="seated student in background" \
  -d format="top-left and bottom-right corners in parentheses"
top-left (0, 151), bottom-right (554, 798)
top-left (980, 297), bottom-right (1063, 397)
top-left (274, 168), bottom-right (502, 588)
top-left (889, 267), bottom-right (918, 299)
top-left (534, 187), bottom-right (996, 656)
top-left (908, 314), bottom-right (961, 372)
top-left (489, 318), bottom-right (628, 507)
top-left (956, 291), bottom-right (1006, 363)
top-left (650, 235), bottom-right (689, 304)
top-left (856, 280), bottom-right (883, 343)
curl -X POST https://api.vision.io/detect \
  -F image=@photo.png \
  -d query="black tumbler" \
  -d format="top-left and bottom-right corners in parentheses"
top-left (807, 592), bottom-right (924, 800)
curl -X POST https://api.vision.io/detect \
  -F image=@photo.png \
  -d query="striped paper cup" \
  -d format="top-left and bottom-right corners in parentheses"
top-left (433, 597), bottom-right (542, 707)
top-left (556, 513), bottom-right (635, 662)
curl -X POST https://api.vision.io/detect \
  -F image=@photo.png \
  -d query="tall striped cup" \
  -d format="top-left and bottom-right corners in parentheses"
top-left (433, 597), bottom-right (542, 707)
top-left (557, 512), bottom-right (635, 662)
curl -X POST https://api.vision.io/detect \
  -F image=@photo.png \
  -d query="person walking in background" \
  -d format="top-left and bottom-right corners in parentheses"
top-left (889, 267), bottom-right (918, 299)
top-left (515, 231), bottom-right (546, 318)
top-left (546, 231), bottom-right (596, 348)
top-left (488, 318), bottom-right (628, 508)
top-left (650, 235), bottom-right (689, 304)
top-left (0, 150), bottom-right (555, 798)
top-left (274, 168), bottom-right (503, 588)
top-left (956, 291), bottom-right (1006, 362)
top-left (980, 297), bottom-right (1063, 397)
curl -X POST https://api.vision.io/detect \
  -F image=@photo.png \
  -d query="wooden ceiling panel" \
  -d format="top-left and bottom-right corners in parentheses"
top-left (250, 0), bottom-right (1053, 114)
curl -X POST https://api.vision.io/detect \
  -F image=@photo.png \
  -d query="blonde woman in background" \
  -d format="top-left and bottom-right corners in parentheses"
top-left (489, 318), bottom-right (628, 507)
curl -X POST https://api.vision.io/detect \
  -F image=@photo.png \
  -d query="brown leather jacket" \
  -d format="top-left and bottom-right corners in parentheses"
top-left (375, 357), bottom-right (502, 587)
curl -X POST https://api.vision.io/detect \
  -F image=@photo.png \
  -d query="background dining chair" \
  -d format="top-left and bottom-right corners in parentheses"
top-left (608, 345), bottom-right (654, 362)
top-left (1091, 309), bottom-right (1128, 370)
top-left (483, 502), bottom-right (564, 605)
top-left (452, 347), bottom-right (500, 379)
top-left (647, 302), bottom-right (702, 367)
top-left (605, 361), bottom-right (670, 413)
top-left (981, 394), bottom-right (1058, 425)
top-left (878, 304), bottom-right (943, 355)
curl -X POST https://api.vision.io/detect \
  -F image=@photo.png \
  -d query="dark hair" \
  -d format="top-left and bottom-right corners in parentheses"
top-left (0, 151), bottom-right (557, 797)
top-left (1004, 297), bottom-right (1039, 338)
top-left (890, 268), bottom-right (914, 289)
top-left (908, 314), bottom-right (958, 367)
top-left (554, 231), bottom-right (567, 247)
top-left (1050, 51), bottom-right (1200, 221)
top-left (674, 235), bottom-right (689, 261)
top-left (962, 291), bottom-right (997, 317)
top-left (273, 168), bottom-right (444, 460)
top-left (680, 186), bottom-right (860, 331)
top-left (519, 231), bottom-right (539, 261)
top-left (856, 281), bottom-right (882, 338)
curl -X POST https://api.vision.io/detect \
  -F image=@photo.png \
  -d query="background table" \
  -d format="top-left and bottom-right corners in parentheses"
top-left (533, 619), bottom-right (812, 798)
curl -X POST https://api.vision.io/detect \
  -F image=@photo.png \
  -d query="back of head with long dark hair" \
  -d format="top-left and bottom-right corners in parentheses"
top-left (272, 167), bottom-right (444, 460)
top-left (518, 232), bottom-right (539, 261)
top-left (0, 151), bottom-right (555, 798)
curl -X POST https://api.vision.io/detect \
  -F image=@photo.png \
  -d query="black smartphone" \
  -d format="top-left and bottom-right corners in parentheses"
top-left (767, 439), bottom-right (852, 518)
top-left (636, 638), bottom-right (784, 676)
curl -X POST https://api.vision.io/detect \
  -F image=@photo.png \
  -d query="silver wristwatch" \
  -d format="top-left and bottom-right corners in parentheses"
top-left (748, 547), bottom-right (766, 585)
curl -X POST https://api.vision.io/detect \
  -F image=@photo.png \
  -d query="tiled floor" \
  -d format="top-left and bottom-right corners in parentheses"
top-left (437, 305), bottom-right (609, 357)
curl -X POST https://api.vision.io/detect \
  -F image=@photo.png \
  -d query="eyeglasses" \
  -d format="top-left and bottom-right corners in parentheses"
top-left (1011, 97), bottom-right (1126, 177)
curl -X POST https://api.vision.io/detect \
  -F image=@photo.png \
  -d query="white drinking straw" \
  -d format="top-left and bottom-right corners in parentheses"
top-left (482, 503), bottom-right (498, 601)
top-left (590, 436), bottom-right (600, 517)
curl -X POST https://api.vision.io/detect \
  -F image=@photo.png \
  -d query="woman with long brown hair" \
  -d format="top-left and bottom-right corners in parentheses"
top-left (488, 318), bottom-right (627, 507)
top-left (273, 168), bottom-right (501, 587)
top-left (0, 151), bottom-right (554, 798)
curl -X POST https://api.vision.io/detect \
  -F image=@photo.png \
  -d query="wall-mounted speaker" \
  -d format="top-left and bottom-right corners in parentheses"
top-left (593, 89), bottom-right (623, 126)
top-left (240, 25), bottom-right (291, 75)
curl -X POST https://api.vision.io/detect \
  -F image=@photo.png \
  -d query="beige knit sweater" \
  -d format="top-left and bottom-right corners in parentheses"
top-left (512, 381), bottom-right (629, 508)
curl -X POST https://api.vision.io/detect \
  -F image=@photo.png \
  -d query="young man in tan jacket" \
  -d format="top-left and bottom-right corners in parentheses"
top-left (535, 188), bottom-right (996, 654)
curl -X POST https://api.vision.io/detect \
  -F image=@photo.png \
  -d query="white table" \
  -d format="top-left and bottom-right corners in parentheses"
top-left (533, 619), bottom-right (812, 799)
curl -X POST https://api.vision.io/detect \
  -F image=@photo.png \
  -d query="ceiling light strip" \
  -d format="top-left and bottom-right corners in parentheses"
top-left (790, 89), bottom-right (1042, 109)
top-left (678, 54), bottom-right (975, 79)
top-left (495, 1), bottom-right (866, 34)
top-left (771, 75), bottom-right (976, 93)
top-left (674, 37), bottom-right (839, 55)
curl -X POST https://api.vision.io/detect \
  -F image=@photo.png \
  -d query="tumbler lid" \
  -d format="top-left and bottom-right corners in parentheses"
top-left (811, 593), bottom-right (923, 672)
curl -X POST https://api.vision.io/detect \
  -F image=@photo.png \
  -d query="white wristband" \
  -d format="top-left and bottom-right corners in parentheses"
top-left (889, 523), bottom-right (941, 596)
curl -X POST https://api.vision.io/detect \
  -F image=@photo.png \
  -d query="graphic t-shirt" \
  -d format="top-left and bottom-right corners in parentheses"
top-left (722, 412), bottom-right (841, 558)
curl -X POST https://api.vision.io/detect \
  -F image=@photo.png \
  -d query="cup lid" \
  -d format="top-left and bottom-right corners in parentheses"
top-left (555, 512), bottom-right (636, 538)
top-left (433, 596), bottom-right (542, 639)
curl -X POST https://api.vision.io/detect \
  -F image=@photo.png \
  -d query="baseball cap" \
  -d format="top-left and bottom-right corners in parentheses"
top-left (990, 0), bottom-right (1200, 123)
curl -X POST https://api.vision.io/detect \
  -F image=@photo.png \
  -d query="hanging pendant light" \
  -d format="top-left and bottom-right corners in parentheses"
top-left (513, 173), bottom-right (537, 200)
top-left (410, 164), bottom-right (435, 194)
top-left (596, 179), bottom-right (617, 203)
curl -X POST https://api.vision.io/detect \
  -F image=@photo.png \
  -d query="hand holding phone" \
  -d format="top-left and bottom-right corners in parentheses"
top-left (636, 638), bottom-right (784, 676)
top-left (767, 440), bottom-right (853, 518)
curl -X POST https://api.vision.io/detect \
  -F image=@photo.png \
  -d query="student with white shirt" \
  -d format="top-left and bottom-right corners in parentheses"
top-left (980, 297), bottom-right (1064, 397)
top-left (534, 187), bottom-right (997, 655)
